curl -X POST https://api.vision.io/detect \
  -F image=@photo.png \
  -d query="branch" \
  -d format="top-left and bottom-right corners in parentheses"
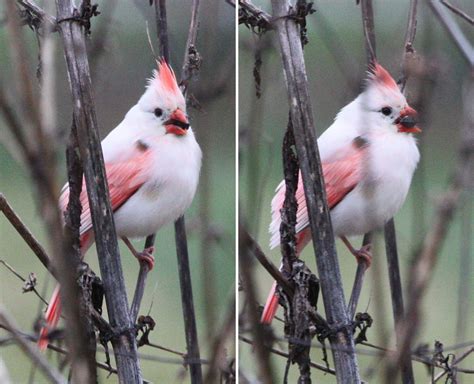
top-left (347, 233), bottom-right (371, 320)
top-left (17, 0), bottom-right (57, 29)
top-left (54, 0), bottom-right (141, 382)
top-left (441, 0), bottom-right (474, 25)
top-left (239, 0), bottom-right (273, 33)
top-left (399, 0), bottom-right (418, 91)
top-left (270, 0), bottom-right (360, 381)
top-left (0, 194), bottom-right (53, 274)
top-left (239, 233), bottom-right (275, 384)
top-left (239, 336), bottom-right (336, 376)
top-left (240, 228), bottom-right (293, 296)
top-left (180, 0), bottom-right (202, 93)
top-left (174, 217), bottom-right (203, 383)
top-left (429, 0), bottom-right (474, 67)
top-left (433, 347), bottom-right (474, 382)
top-left (154, 0), bottom-right (170, 61)
top-left (360, 0), bottom-right (376, 64)
top-left (203, 297), bottom-right (236, 383)
top-left (0, 306), bottom-right (66, 384)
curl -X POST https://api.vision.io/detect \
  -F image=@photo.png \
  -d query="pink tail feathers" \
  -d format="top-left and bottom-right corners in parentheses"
top-left (38, 285), bottom-right (61, 351)
top-left (261, 282), bottom-right (279, 324)
top-left (37, 232), bottom-right (93, 350)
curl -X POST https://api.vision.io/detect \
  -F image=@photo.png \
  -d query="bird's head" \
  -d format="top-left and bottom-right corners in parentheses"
top-left (138, 60), bottom-right (189, 136)
top-left (362, 62), bottom-right (421, 135)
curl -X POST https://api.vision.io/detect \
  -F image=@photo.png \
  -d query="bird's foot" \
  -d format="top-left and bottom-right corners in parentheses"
top-left (351, 244), bottom-right (372, 268)
top-left (135, 246), bottom-right (155, 270)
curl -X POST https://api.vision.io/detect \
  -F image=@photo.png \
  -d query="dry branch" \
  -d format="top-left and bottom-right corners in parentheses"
top-left (0, 306), bottom-right (65, 384)
top-left (270, 0), bottom-right (360, 382)
top-left (440, 0), bottom-right (474, 25)
top-left (429, 0), bottom-right (474, 67)
top-left (239, 232), bottom-right (275, 384)
top-left (54, 0), bottom-right (141, 382)
top-left (240, 336), bottom-right (336, 376)
top-left (0, 194), bottom-right (53, 274)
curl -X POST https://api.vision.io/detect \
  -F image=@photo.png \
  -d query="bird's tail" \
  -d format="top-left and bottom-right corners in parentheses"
top-left (38, 285), bottom-right (61, 351)
top-left (261, 281), bottom-right (279, 324)
top-left (261, 228), bottom-right (312, 324)
top-left (38, 232), bottom-right (93, 350)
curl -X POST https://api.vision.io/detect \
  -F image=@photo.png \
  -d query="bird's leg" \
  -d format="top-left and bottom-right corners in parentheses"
top-left (121, 237), bottom-right (155, 270)
top-left (340, 236), bottom-right (372, 267)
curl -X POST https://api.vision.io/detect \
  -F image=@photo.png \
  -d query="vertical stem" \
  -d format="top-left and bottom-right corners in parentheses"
top-left (55, 1), bottom-right (141, 382)
top-left (456, 192), bottom-right (472, 346)
top-left (154, 0), bottom-right (170, 62)
top-left (384, 219), bottom-right (415, 384)
top-left (347, 233), bottom-right (371, 320)
top-left (150, 2), bottom-right (204, 382)
top-left (360, 0), bottom-right (376, 64)
top-left (271, 1), bottom-right (360, 382)
top-left (175, 216), bottom-right (203, 384)
top-left (239, 231), bottom-right (275, 384)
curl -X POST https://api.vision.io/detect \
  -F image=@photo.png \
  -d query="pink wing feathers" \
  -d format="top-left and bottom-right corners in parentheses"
top-left (269, 145), bottom-right (365, 250)
top-left (59, 149), bottom-right (153, 238)
top-left (262, 144), bottom-right (366, 324)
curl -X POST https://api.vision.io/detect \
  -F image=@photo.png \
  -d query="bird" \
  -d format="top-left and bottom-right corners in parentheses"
top-left (38, 61), bottom-right (202, 350)
top-left (261, 62), bottom-right (421, 324)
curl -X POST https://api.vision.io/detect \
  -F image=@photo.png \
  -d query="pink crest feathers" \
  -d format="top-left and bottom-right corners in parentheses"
top-left (146, 59), bottom-right (186, 109)
top-left (367, 61), bottom-right (399, 91)
top-left (156, 59), bottom-right (180, 94)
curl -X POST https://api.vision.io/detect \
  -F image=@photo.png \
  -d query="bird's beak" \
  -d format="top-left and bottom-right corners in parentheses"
top-left (164, 109), bottom-right (189, 136)
top-left (395, 106), bottom-right (421, 134)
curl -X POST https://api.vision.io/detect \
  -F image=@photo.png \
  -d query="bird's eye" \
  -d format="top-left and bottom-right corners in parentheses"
top-left (154, 108), bottom-right (163, 117)
top-left (381, 107), bottom-right (392, 116)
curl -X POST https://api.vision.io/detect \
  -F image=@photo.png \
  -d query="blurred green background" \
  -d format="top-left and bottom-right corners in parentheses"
top-left (239, 0), bottom-right (473, 382)
top-left (0, 1), bottom-right (235, 382)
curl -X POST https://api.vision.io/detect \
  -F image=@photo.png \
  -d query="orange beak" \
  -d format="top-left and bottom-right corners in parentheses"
top-left (396, 106), bottom-right (421, 134)
top-left (164, 109), bottom-right (189, 136)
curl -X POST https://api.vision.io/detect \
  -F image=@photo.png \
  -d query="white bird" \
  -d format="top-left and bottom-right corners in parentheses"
top-left (39, 61), bottom-right (202, 349)
top-left (261, 62), bottom-right (420, 324)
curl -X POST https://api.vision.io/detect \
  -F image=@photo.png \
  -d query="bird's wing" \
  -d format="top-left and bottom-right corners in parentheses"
top-left (59, 149), bottom-right (153, 236)
top-left (269, 144), bottom-right (365, 249)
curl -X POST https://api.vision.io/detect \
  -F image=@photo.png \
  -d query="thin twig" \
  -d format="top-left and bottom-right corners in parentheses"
top-left (0, 260), bottom-right (48, 305)
top-left (240, 228), bottom-right (293, 296)
top-left (0, 194), bottom-right (53, 274)
top-left (432, 347), bottom-right (474, 383)
top-left (239, 336), bottom-right (336, 376)
top-left (203, 297), bottom-right (236, 383)
top-left (239, 233), bottom-right (275, 384)
top-left (0, 306), bottom-right (66, 384)
top-left (399, 0), bottom-right (418, 91)
top-left (440, 0), bottom-right (474, 25)
top-left (359, 0), bottom-right (376, 64)
top-left (347, 233), bottom-right (371, 320)
top-left (429, 0), bottom-right (474, 67)
top-left (180, 0), bottom-right (202, 92)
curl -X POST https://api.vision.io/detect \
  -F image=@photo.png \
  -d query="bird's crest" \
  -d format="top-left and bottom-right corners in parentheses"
top-left (147, 60), bottom-right (185, 109)
top-left (366, 61), bottom-right (399, 91)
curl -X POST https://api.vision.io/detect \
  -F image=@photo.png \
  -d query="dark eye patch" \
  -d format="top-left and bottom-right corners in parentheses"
top-left (381, 106), bottom-right (392, 116)
top-left (154, 108), bottom-right (163, 117)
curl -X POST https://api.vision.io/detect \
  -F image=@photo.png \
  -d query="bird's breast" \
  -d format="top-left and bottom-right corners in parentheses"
top-left (113, 134), bottom-right (202, 238)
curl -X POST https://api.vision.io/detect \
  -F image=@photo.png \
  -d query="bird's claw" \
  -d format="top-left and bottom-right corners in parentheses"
top-left (136, 246), bottom-right (155, 270)
top-left (354, 244), bottom-right (372, 268)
